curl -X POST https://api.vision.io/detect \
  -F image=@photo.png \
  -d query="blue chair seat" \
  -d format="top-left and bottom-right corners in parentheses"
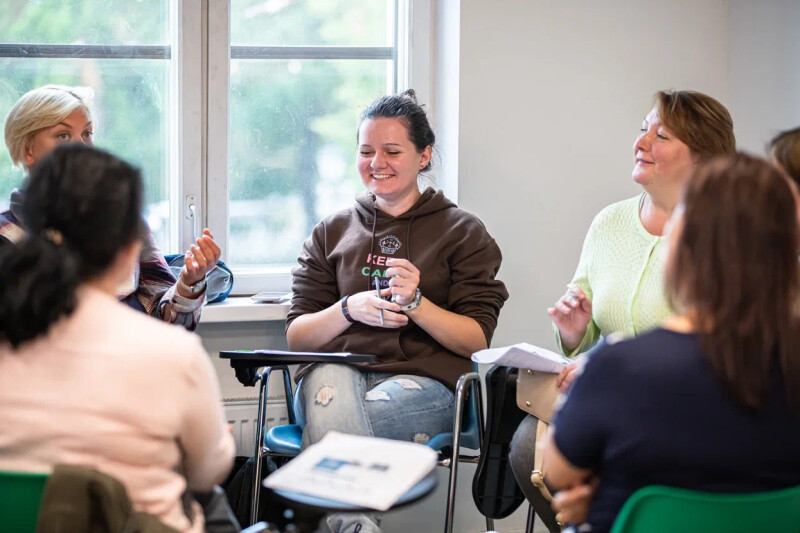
top-left (266, 424), bottom-right (302, 455)
top-left (265, 421), bottom-right (479, 455)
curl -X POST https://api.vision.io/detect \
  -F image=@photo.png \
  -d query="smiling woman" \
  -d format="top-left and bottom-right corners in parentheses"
top-left (510, 89), bottom-right (736, 532)
top-left (284, 90), bottom-right (509, 533)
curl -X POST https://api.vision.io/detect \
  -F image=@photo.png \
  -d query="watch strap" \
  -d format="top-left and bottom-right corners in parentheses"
top-left (178, 276), bottom-right (206, 295)
top-left (341, 295), bottom-right (355, 323)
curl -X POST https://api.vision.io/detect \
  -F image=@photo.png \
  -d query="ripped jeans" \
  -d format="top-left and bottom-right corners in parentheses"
top-left (294, 364), bottom-right (455, 533)
top-left (295, 363), bottom-right (455, 448)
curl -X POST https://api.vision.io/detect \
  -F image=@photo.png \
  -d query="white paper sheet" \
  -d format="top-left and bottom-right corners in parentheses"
top-left (264, 432), bottom-right (437, 511)
top-left (471, 342), bottom-right (570, 373)
top-left (253, 349), bottom-right (352, 357)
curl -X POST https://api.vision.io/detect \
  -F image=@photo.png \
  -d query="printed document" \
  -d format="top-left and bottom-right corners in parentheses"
top-left (472, 343), bottom-right (570, 373)
top-left (264, 432), bottom-right (437, 511)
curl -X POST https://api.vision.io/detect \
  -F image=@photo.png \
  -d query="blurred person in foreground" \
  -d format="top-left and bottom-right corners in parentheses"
top-left (542, 153), bottom-right (800, 532)
top-left (0, 144), bottom-right (235, 532)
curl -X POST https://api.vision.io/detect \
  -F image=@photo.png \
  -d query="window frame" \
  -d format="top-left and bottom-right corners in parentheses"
top-left (205, 0), bottom-right (429, 295)
top-left (1, 0), bottom-right (431, 296)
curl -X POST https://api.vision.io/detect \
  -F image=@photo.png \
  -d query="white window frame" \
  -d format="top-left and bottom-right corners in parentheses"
top-left (197, 0), bottom-right (430, 295)
top-left (2, 1), bottom-right (432, 295)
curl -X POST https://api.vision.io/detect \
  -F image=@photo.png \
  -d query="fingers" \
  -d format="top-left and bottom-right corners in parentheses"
top-left (556, 362), bottom-right (575, 388)
top-left (180, 253), bottom-right (203, 286)
top-left (347, 290), bottom-right (407, 327)
top-left (385, 259), bottom-right (420, 305)
top-left (371, 295), bottom-right (401, 312)
top-left (561, 371), bottom-right (578, 392)
top-left (552, 479), bottom-right (598, 525)
top-left (181, 230), bottom-right (222, 284)
top-left (374, 310), bottom-right (408, 328)
top-left (385, 258), bottom-right (418, 274)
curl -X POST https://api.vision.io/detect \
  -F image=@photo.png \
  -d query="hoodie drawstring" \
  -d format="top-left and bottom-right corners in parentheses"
top-left (368, 194), bottom-right (379, 291)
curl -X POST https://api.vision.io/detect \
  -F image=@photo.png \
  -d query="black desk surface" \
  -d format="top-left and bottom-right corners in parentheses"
top-left (220, 350), bottom-right (376, 365)
top-left (219, 350), bottom-right (377, 386)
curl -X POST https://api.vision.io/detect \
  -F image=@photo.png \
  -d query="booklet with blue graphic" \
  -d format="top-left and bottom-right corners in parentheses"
top-left (264, 432), bottom-right (437, 511)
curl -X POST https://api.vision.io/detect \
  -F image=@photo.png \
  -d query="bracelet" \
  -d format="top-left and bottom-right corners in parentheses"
top-left (399, 288), bottom-right (422, 311)
top-left (341, 295), bottom-right (355, 323)
top-left (178, 276), bottom-right (206, 295)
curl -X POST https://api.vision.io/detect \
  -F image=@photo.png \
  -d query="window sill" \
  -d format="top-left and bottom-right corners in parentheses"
top-left (200, 297), bottom-right (289, 324)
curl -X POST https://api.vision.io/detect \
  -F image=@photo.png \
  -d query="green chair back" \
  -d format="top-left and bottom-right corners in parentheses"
top-left (610, 484), bottom-right (800, 533)
top-left (0, 470), bottom-right (49, 533)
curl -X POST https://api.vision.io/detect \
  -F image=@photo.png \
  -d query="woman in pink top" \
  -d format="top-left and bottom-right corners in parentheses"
top-left (0, 145), bottom-right (235, 532)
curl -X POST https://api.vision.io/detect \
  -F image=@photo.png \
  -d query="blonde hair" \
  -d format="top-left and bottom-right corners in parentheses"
top-left (655, 90), bottom-right (735, 159)
top-left (4, 85), bottom-right (94, 169)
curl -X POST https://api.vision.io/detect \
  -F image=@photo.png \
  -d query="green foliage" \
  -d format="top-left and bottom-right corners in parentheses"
top-left (1, 0), bottom-right (398, 265)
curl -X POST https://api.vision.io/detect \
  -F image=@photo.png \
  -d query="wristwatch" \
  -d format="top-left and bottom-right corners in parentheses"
top-left (341, 295), bottom-right (355, 323)
top-left (179, 276), bottom-right (207, 295)
top-left (399, 288), bottom-right (422, 311)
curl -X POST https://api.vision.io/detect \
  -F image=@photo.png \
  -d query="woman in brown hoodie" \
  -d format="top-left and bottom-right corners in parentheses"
top-left (285, 90), bottom-right (508, 533)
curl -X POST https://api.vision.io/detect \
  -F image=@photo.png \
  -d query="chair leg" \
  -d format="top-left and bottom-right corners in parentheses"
top-left (444, 373), bottom-right (474, 533)
top-left (472, 378), bottom-right (495, 532)
top-left (526, 503), bottom-right (536, 533)
top-left (250, 367), bottom-right (273, 525)
top-left (281, 368), bottom-right (296, 425)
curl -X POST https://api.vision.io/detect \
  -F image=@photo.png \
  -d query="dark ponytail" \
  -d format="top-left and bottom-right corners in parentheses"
top-left (0, 144), bottom-right (144, 348)
top-left (359, 89), bottom-right (436, 171)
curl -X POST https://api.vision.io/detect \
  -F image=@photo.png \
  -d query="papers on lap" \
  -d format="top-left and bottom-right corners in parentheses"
top-left (264, 432), bottom-right (437, 511)
top-left (472, 343), bottom-right (570, 373)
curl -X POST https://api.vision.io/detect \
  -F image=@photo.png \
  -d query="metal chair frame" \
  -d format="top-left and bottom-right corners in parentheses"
top-left (248, 365), bottom-right (494, 533)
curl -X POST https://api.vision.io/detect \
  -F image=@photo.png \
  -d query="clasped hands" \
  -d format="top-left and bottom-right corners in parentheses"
top-left (345, 258), bottom-right (419, 328)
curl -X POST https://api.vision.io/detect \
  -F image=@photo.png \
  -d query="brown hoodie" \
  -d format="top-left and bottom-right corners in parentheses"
top-left (288, 187), bottom-right (509, 389)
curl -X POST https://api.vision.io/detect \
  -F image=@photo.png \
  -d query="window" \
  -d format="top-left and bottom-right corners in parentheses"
top-left (217, 0), bottom-right (407, 275)
top-left (1, 0), bottom-right (424, 293)
top-left (0, 0), bottom-right (176, 252)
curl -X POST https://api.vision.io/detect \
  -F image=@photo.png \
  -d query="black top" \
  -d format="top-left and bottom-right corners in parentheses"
top-left (553, 328), bottom-right (800, 533)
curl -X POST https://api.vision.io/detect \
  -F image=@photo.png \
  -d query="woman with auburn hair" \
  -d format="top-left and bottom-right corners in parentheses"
top-left (511, 90), bottom-right (735, 531)
top-left (769, 126), bottom-right (800, 184)
top-left (541, 153), bottom-right (800, 532)
top-left (1, 84), bottom-right (220, 330)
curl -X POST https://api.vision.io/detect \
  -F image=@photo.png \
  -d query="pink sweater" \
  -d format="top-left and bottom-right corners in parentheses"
top-left (0, 287), bottom-right (235, 532)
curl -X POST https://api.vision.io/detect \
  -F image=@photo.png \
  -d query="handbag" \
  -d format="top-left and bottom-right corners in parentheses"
top-left (516, 369), bottom-right (561, 502)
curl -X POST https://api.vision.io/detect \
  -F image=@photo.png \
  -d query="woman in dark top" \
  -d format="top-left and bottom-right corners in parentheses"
top-left (542, 153), bottom-right (800, 533)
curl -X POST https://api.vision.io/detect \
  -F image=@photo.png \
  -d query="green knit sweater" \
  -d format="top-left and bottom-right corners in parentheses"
top-left (557, 194), bottom-right (673, 357)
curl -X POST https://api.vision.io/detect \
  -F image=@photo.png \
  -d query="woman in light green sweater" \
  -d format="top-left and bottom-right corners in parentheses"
top-left (512, 90), bottom-right (736, 532)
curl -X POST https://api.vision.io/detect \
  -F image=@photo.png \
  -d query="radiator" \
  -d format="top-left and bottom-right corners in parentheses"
top-left (224, 398), bottom-right (291, 455)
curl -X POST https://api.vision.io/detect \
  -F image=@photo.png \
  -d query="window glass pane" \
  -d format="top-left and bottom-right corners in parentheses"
top-left (229, 58), bottom-right (392, 266)
top-left (0, 3), bottom-right (174, 252)
top-left (0, 0), bottom-right (169, 45)
top-left (231, 0), bottom-right (393, 47)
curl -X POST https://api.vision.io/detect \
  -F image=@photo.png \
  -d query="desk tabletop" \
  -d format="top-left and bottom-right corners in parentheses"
top-left (219, 350), bottom-right (376, 365)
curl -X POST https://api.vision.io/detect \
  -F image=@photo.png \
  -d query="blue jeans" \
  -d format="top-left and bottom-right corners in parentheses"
top-left (294, 364), bottom-right (455, 533)
top-left (295, 363), bottom-right (455, 447)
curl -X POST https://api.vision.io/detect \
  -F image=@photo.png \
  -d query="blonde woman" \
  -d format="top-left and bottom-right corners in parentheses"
top-left (1, 85), bottom-right (220, 329)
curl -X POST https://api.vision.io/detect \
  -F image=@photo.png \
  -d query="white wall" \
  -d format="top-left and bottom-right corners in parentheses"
top-left (728, 0), bottom-right (800, 153)
top-left (453, 0), bottom-right (735, 351)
